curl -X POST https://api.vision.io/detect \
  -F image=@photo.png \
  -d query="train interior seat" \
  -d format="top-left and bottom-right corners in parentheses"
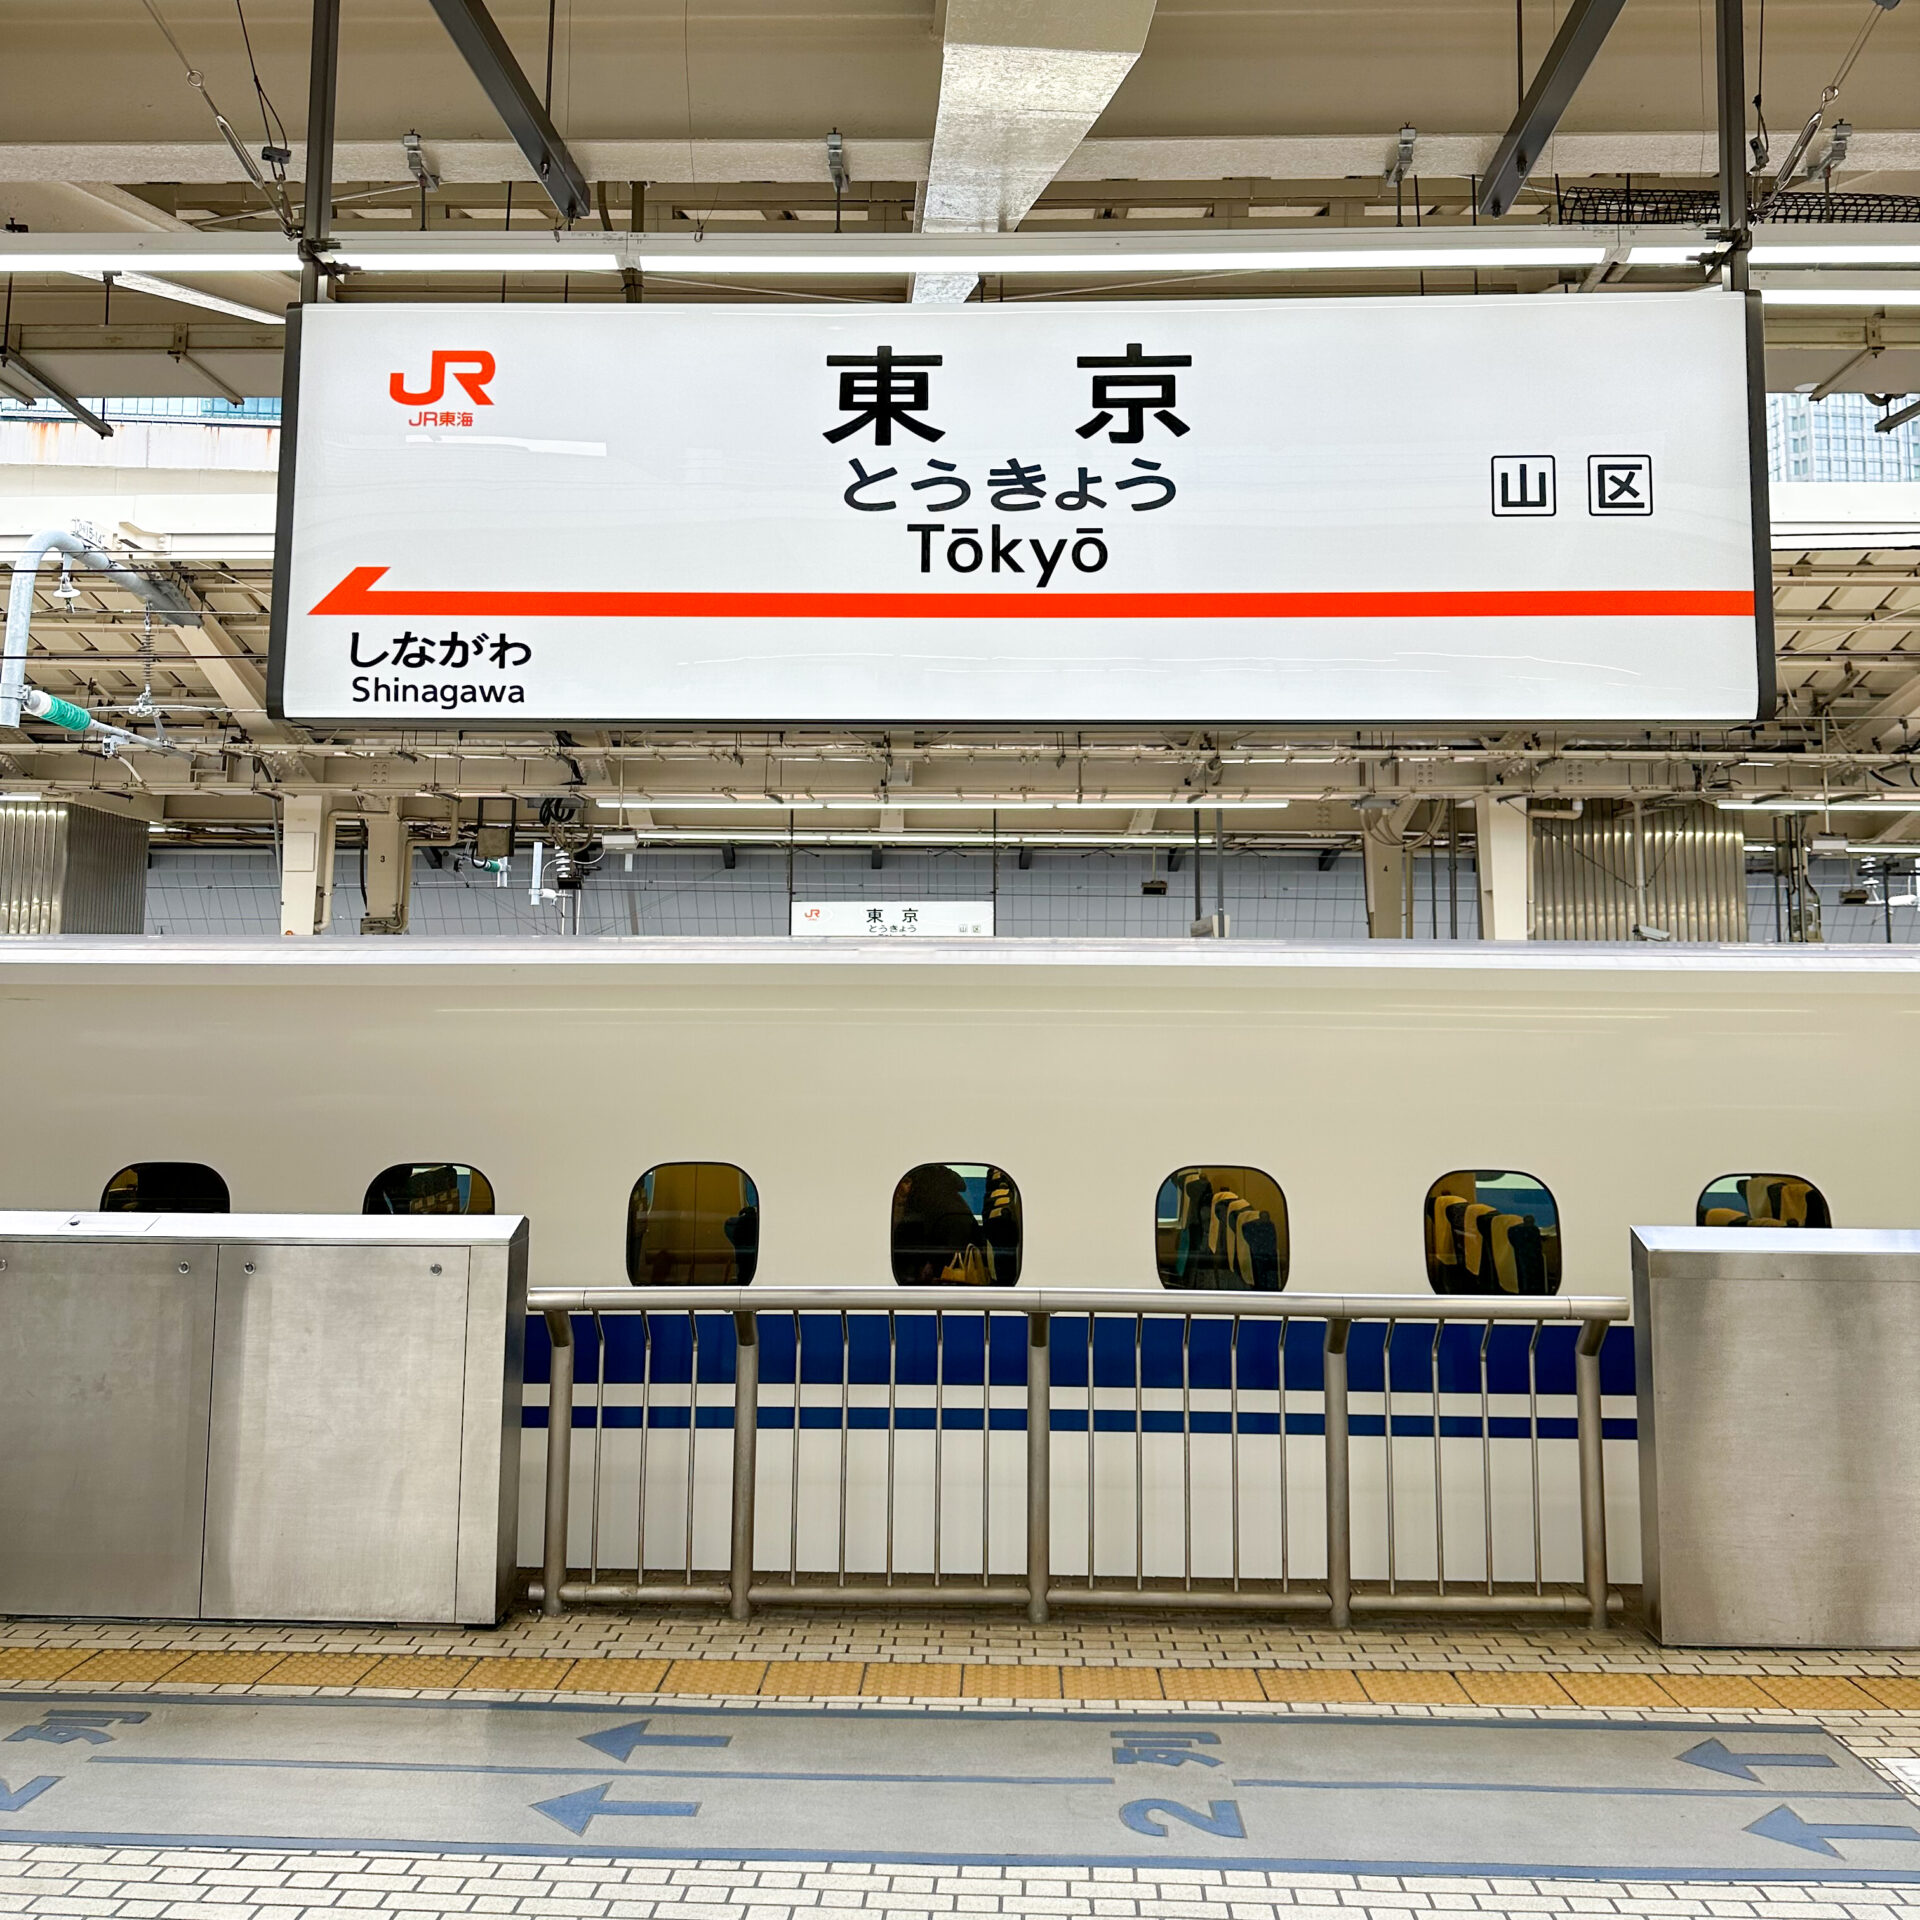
top-left (1696, 1172), bottom-right (1831, 1229)
top-left (1425, 1173), bottom-right (1560, 1295)
top-left (1160, 1168), bottom-right (1286, 1290)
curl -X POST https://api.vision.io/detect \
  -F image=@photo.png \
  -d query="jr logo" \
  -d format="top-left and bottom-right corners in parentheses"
top-left (389, 351), bottom-right (496, 407)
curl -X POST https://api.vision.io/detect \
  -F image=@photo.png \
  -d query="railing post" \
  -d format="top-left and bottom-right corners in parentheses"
top-left (1323, 1317), bottom-right (1352, 1629)
top-left (1574, 1316), bottom-right (1612, 1630)
top-left (1026, 1311), bottom-right (1051, 1624)
top-left (541, 1309), bottom-right (575, 1617)
top-left (729, 1310), bottom-right (760, 1621)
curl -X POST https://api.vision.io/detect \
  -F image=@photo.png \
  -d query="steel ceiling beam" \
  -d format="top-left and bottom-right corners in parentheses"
top-left (423, 0), bottom-right (591, 222)
top-left (1475, 0), bottom-right (1629, 218)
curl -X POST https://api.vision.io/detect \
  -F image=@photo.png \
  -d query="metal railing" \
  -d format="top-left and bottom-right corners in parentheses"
top-left (525, 1288), bottom-right (1630, 1630)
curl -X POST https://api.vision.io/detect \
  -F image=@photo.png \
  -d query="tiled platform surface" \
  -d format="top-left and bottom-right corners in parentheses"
top-left (10, 1851), bottom-right (1920, 1920)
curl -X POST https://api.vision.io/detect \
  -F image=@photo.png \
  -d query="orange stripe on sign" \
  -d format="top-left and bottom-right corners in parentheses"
top-left (309, 567), bottom-right (1754, 622)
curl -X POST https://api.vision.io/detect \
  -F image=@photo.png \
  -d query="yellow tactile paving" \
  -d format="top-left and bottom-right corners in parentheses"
top-left (1059, 1666), bottom-right (1164, 1700)
top-left (1160, 1666), bottom-right (1265, 1701)
top-left (760, 1660), bottom-right (865, 1696)
top-left (0, 1648), bottom-right (93, 1681)
top-left (1457, 1671), bottom-right (1576, 1707)
top-left (963, 1663), bottom-right (1062, 1698)
top-left (1357, 1670), bottom-right (1473, 1705)
top-left (59, 1650), bottom-right (191, 1684)
top-left (1659, 1674), bottom-right (1775, 1710)
top-left (551, 1657), bottom-right (672, 1693)
top-left (450, 1658), bottom-right (580, 1691)
top-left (659, 1659), bottom-right (769, 1695)
top-left (163, 1653), bottom-right (290, 1686)
top-left (859, 1662), bottom-right (964, 1698)
top-left (1758, 1674), bottom-right (1880, 1711)
top-left (1557, 1671), bottom-right (1677, 1708)
top-left (1862, 1676), bottom-right (1920, 1710)
top-left (360, 1655), bottom-right (481, 1689)
top-left (1260, 1668), bottom-right (1369, 1704)
top-left (257, 1654), bottom-right (381, 1689)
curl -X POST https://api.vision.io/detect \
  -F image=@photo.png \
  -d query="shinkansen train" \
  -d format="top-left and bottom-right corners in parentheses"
top-left (2, 935), bottom-right (1908, 1593)
top-left (5, 935), bottom-right (1902, 1287)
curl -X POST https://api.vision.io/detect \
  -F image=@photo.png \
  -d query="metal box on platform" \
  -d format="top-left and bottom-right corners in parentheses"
top-left (0, 1213), bottom-right (527, 1625)
top-left (1634, 1226), bottom-right (1920, 1647)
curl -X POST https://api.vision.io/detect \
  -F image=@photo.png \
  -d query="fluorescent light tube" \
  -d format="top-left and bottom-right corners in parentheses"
top-left (1759, 287), bottom-right (1920, 306)
top-left (331, 250), bottom-right (621, 273)
top-left (627, 246), bottom-right (1606, 277)
top-left (0, 251), bottom-right (299, 274)
top-left (594, 797), bottom-right (1290, 811)
top-left (1751, 244), bottom-right (1920, 266)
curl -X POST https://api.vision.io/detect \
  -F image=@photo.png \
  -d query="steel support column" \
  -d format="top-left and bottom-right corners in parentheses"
top-left (300, 0), bottom-right (341, 303)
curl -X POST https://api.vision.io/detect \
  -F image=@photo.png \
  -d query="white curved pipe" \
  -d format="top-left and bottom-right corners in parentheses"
top-left (1, 527), bottom-right (198, 729)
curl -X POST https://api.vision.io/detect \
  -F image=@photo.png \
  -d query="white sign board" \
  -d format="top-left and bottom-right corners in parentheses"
top-left (271, 295), bottom-right (1765, 725)
top-left (791, 901), bottom-right (994, 937)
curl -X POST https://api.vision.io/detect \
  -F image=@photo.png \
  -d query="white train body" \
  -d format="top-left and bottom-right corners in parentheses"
top-left (3, 937), bottom-right (1909, 1599)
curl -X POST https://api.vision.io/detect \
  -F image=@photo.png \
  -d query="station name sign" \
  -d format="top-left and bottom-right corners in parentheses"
top-left (269, 294), bottom-right (1766, 725)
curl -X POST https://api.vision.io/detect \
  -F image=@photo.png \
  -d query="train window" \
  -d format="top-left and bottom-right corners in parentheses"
top-left (100, 1162), bottom-right (230, 1213)
top-left (891, 1163), bottom-right (1022, 1286)
top-left (1424, 1169), bottom-right (1561, 1296)
top-left (1697, 1173), bottom-right (1831, 1228)
top-left (627, 1163), bottom-right (759, 1285)
top-left (363, 1163), bottom-right (495, 1216)
top-left (1155, 1166), bottom-right (1289, 1290)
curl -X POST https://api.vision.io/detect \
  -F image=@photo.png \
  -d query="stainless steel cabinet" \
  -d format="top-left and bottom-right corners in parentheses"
top-left (1634, 1226), bottom-right (1920, 1648)
top-left (0, 1214), bottom-right (526, 1625)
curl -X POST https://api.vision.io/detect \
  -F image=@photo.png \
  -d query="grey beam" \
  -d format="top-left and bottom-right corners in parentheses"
top-left (0, 348), bottom-right (111, 436)
top-left (1476, 0), bottom-right (1629, 218)
top-left (424, 0), bottom-right (591, 222)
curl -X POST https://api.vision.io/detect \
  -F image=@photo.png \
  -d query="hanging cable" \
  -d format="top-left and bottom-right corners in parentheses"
top-left (137, 0), bottom-right (295, 235)
top-left (1765, 0), bottom-right (1902, 199)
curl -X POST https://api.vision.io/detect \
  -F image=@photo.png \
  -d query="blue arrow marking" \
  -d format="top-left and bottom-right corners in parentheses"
top-left (0, 1776), bottom-right (60, 1813)
top-left (1748, 1806), bottom-right (1920, 1857)
top-left (1681, 1739), bottom-right (1842, 1783)
top-left (532, 1782), bottom-right (700, 1836)
top-left (580, 1719), bottom-right (731, 1762)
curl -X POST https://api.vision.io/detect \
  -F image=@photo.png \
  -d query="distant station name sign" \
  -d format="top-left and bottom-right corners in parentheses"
top-left (269, 295), bottom-right (1765, 725)
top-left (791, 901), bottom-right (994, 937)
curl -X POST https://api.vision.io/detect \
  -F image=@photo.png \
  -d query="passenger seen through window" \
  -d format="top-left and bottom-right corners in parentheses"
top-left (100, 1162), bottom-right (229, 1213)
top-left (628, 1163), bottom-right (759, 1285)
top-left (891, 1163), bottom-right (1021, 1285)
top-left (1697, 1173), bottom-right (1830, 1227)
top-left (1156, 1166), bottom-right (1289, 1289)
top-left (363, 1164), bottom-right (495, 1215)
top-left (1424, 1170), bottom-right (1561, 1295)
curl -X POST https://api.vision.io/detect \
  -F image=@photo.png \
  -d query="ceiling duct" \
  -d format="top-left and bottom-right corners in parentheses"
top-left (914, 0), bottom-right (1158, 303)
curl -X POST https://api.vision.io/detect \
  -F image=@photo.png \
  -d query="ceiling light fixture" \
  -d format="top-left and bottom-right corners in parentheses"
top-left (102, 272), bottom-right (287, 326)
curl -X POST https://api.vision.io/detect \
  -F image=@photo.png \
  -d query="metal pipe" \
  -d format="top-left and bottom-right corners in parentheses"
top-left (1575, 1316), bottom-right (1613, 1630)
top-left (529, 1286), bottom-right (1630, 1324)
top-left (2, 528), bottom-right (197, 730)
top-left (541, 1307), bottom-right (575, 1618)
top-left (728, 1309), bottom-right (760, 1621)
top-left (1026, 1310), bottom-right (1051, 1623)
top-left (1323, 1317), bottom-right (1352, 1630)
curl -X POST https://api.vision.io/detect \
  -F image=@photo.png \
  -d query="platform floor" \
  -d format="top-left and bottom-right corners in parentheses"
top-left (9, 1610), bottom-right (1920, 1917)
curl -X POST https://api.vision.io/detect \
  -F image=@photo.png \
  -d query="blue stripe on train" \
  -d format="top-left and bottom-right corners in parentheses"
top-left (521, 1403), bottom-right (1639, 1440)
top-left (525, 1313), bottom-right (1636, 1398)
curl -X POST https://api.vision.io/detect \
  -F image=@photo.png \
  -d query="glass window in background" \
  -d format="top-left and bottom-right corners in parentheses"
top-left (99, 1162), bottom-right (230, 1213)
top-left (363, 1163), bottom-right (495, 1216)
top-left (1424, 1169), bottom-right (1561, 1295)
top-left (628, 1163), bottom-right (760, 1285)
top-left (891, 1163), bottom-right (1022, 1286)
top-left (1697, 1173), bottom-right (1831, 1228)
top-left (1155, 1166), bottom-right (1289, 1290)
